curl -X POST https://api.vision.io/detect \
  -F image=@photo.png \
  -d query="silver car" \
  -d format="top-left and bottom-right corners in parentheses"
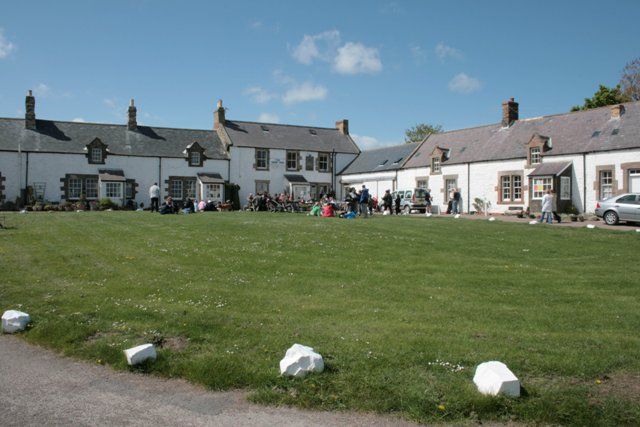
top-left (594, 193), bottom-right (640, 225)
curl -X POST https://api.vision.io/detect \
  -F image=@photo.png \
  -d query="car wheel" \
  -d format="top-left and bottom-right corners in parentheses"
top-left (603, 210), bottom-right (619, 225)
top-left (403, 205), bottom-right (411, 215)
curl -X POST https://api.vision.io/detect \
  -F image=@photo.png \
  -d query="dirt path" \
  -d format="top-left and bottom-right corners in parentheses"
top-left (0, 335), bottom-right (417, 426)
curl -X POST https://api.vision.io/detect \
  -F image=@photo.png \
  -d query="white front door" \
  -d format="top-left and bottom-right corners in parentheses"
top-left (203, 183), bottom-right (223, 202)
top-left (629, 169), bottom-right (640, 193)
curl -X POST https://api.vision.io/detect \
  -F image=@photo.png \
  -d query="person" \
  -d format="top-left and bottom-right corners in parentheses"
top-left (321, 202), bottom-right (335, 217)
top-left (149, 182), bottom-right (160, 212)
top-left (246, 193), bottom-right (254, 211)
top-left (198, 199), bottom-right (206, 211)
top-left (159, 196), bottom-right (174, 215)
top-left (540, 190), bottom-right (554, 224)
top-left (136, 202), bottom-right (144, 212)
top-left (359, 185), bottom-right (370, 218)
top-left (382, 190), bottom-right (393, 214)
top-left (452, 188), bottom-right (462, 214)
top-left (551, 189), bottom-right (562, 223)
top-left (446, 188), bottom-right (454, 214)
top-left (424, 189), bottom-right (432, 214)
top-left (395, 193), bottom-right (401, 215)
top-left (347, 187), bottom-right (358, 213)
top-left (308, 201), bottom-right (322, 216)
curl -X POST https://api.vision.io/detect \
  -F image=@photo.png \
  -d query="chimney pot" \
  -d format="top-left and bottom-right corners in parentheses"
top-left (336, 119), bottom-right (349, 135)
top-left (214, 99), bottom-right (226, 130)
top-left (25, 89), bottom-right (36, 130)
top-left (502, 98), bottom-right (519, 128)
top-left (130, 98), bottom-right (135, 107)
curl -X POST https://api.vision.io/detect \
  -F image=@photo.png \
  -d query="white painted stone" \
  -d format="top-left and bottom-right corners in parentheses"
top-left (636, 229), bottom-right (640, 233)
top-left (425, 213), bottom-right (433, 217)
top-left (586, 224), bottom-right (595, 229)
top-left (488, 217), bottom-right (496, 222)
top-left (2, 310), bottom-right (31, 333)
top-left (454, 214), bottom-right (461, 219)
top-left (124, 344), bottom-right (157, 365)
top-left (279, 344), bottom-right (324, 378)
top-left (529, 220), bottom-right (537, 225)
top-left (383, 210), bottom-right (390, 216)
top-left (473, 361), bottom-right (520, 397)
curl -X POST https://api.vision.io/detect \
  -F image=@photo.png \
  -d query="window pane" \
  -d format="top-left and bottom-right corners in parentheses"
top-left (85, 178), bottom-right (98, 199)
top-left (286, 151), bottom-right (298, 170)
top-left (318, 153), bottom-right (329, 172)
top-left (530, 147), bottom-right (541, 165)
top-left (256, 149), bottom-right (268, 169)
top-left (171, 180), bottom-right (183, 199)
top-left (617, 195), bottom-right (636, 203)
top-left (91, 148), bottom-right (102, 163)
top-left (600, 170), bottom-right (613, 200)
top-left (190, 152), bottom-right (200, 166)
top-left (105, 182), bottom-right (122, 198)
top-left (185, 180), bottom-right (196, 198)
top-left (501, 176), bottom-right (511, 201)
top-left (68, 178), bottom-right (82, 199)
top-left (560, 176), bottom-right (571, 200)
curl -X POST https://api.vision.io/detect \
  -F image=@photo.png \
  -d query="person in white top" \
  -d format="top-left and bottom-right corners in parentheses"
top-left (149, 183), bottom-right (160, 212)
top-left (539, 190), bottom-right (554, 224)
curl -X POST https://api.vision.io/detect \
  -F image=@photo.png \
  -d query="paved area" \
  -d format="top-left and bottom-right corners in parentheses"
top-left (0, 336), bottom-right (417, 427)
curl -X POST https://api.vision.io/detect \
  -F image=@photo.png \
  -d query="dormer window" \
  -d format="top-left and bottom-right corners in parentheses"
top-left (530, 147), bottom-right (541, 165)
top-left (185, 141), bottom-right (206, 167)
top-left (431, 157), bottom-right (441, 173)
top-left (86, 138), bottom-right (107, 164)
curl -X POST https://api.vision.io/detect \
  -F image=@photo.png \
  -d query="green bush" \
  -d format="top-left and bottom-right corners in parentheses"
top-left (99, 198), bottom-right (115, 210)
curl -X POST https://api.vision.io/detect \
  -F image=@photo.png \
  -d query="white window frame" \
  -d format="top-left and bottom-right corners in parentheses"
top-left (513, 175), bottom-right (522, 201)
top-left (105, 182), bottom-right (122, 198)
top-left (318, 153), bottom-right (329, 172)
top-left (286, 151), bottom-right (298, 171)
top-left (189, 151), bottom-right (201, 166)
top-left (501, 176), bottom-right (511, 201)
top-left (532, 177), bottom-right (552, 199)
top-left (599, 170), bottom-right (613, 200)
top-left (255, 180), bottom-right (269, 194)
top-left (256, 149), bottom-right (269, 170)
top-left (416, 178), bottom-right (428, 189)
top-left (85, 178), bottom-right (98, 199)
top-left (68, 178), bottom-right (82, 199)
top-left (530, 147), bottom-right (541, 165)
top-left (431, 157), bottom-right (441, 173)
top-left (90, 147), bottom-right (103, 163)
top-left (204, 183), bottom-right (222, 201)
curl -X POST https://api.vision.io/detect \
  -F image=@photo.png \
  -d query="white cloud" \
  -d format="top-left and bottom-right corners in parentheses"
top-left (292, 30), bottom-right (340, 65)
top-left (258, 112), bottom-right (280, 123)
top-left (333, 42), bottom-right (382, 75)
top-left (33, 83), bottom-right (51, 97)
top-left (103, 98), bottom-right (118, 109)
top-left (282, 82), bottom-right (327, 104)
top-left (292, 31), bottom-right (382, 75)
top-left (351, 134), bottom-right (399, 150)
top-left (410, 44), bottom-right (426, 64)
top-left (243, 86), bottom-right (276, 104)
top-left (448, 73), bottom-right (481, 94)
top-left (435, 42), bottom-right (463, 61)
top-left (72, 117), bottom-right (86, 123)
top-left (0, 29), bottom-right (16, 59)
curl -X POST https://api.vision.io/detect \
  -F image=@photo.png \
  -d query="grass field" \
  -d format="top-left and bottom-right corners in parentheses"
top-left (1, 212), bottom-right (639, 425)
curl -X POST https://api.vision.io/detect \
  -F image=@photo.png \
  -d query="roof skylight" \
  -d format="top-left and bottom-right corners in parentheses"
top-left (260, 125), bottom-right (269, 132)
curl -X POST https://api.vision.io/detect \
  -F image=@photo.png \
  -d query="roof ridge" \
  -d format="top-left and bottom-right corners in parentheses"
top-left (227, 120), bottom-right (339, 131)
top-left (0, 117), bottom-right (217, 133)
top-left (356, 141), bottom-right (421, 152)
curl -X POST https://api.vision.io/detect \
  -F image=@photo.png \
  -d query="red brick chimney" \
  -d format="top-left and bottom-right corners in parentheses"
top-left (336, 119), bottom-right (349, 135)
top-left (25, 90), bottom-right (36, 130)
top-left (127, 99), bottom-right (137, 131)
top-left (502, 98), bottom-right (519, 128)
top-left (214, 99), bottom-right (225, 130)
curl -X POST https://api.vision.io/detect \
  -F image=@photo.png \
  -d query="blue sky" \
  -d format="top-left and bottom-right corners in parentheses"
top-left (0, 0), bottom-right (638, 149)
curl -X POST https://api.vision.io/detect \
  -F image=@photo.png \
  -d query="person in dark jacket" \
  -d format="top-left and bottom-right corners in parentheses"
top-left (382, 190), bottom-right (393, 214)
top-left (359, 185), bottom-right (370, 218)
top-left (395, 193), bottom-right (401, 215)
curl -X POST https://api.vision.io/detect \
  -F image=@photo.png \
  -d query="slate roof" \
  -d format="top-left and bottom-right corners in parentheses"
top-left (529, 161), bottom-right (572, 177)
top-left (197, 172), bottom-right (224, 183)
top-left (339, 141), bottom-right (421, 175)
top-left (0, 118), bottom-right (229, 160)
top-left (98, 169), bottom-right (126, 181)
top-left (223, 120), bottom-right (360, 154)
top-left (403, 101), bottom-right (640, 169)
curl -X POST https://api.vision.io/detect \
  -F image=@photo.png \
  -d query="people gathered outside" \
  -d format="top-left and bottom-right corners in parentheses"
top-left (395, 193), bottom-right (401, 215)
top-left (382, 190), bottom-right (393, 214)
top-left (540, 190), bottom-right (554, 224)
top-left (149, 182), bottom-right (160, 212)
top-left (359, 185), bottom-right (370, 218)
top-left (452, 188), bottom-right (461, 214)
top-left (424, 188), bottom-right (432, 214)
top-left (159, 196), bottom-right (175, 215)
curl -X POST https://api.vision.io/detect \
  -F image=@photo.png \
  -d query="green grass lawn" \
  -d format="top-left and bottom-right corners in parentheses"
top-left (1, 212), bottom-right (639, 425)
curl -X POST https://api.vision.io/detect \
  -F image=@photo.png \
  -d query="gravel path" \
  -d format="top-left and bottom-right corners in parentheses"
top-left (0, 335), bottom-right (417, 426)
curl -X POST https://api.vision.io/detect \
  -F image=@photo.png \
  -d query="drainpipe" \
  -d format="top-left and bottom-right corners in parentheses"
top-left (25, 152), bottom-right (29, 198)
top-left (582, 153), bottom-right (587, 213)
top-left (158, 157), bottom-right (162, 200)
top-left (331, 149), bottom-right (336, 194)
top-left (466, 162), bottom-right (470, 214)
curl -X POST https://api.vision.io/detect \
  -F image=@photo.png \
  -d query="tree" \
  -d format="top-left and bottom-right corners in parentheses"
top-left (620, 57), bottom-right (640, 101)
top-left (404, 123), bottom-right (443, 143)
top-left (571, 84), bottom-right (630, 112)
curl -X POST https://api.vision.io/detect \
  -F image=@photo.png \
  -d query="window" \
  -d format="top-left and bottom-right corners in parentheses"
top-left (125, 181), bottom-right (134, 199)
top-left (317, 184), bottom-right (330, 197)
top-left (33, 182), bottom-right (46, 202)
top-left (500, 175), bottom-right (523, 202)
top-left (445, 179), bottom-right (457, 197)
top-left (204, 183), bottom-right (222, 201)
top-left (318, 152), bottom-right (329, 172)
top-left (255, 149), bottom-right (269, 170)
top-left (189, 151), bottom-right (201, 167)
top-left (599, 170), bottom-right (613, 200)
top-left (532, 177), bottom-right (552, 199)
top-left (68, 178), bottom-right (82, 199)
top-left (286, 151), bottom-right (298, 170)
top-left (616, 194), bottom-right (637, 204)
top-left (305, 155), bottom-right (314, 171)
top-left (530, 147), bottom-right (541, 165)
top-left (416, 179), bottom-right (428, 189)
top-left (405, 190), bottom-right (412, 200)
top-left (431, 157), bottom-right (441, 173)
top-left (105, 182), bottom-right (122, 198)
top-left (169, 178), bottom-right (196, 200)
top-left (255, 180), bottom-right (269, 194)
top-left (85, 178), bottom-right (98, 199)
top-left (378, 160), bottom-right (388, 167)
top-left (560, 176), bottom-right (571, 200)
top-left (91, 148), bottom-right (103, 163)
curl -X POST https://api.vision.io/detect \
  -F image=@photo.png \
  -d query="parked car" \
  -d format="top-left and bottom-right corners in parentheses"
top-left (391, 188), bottom-right (430, 213)
top-left (594, 193), bottom-right (640, 225)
